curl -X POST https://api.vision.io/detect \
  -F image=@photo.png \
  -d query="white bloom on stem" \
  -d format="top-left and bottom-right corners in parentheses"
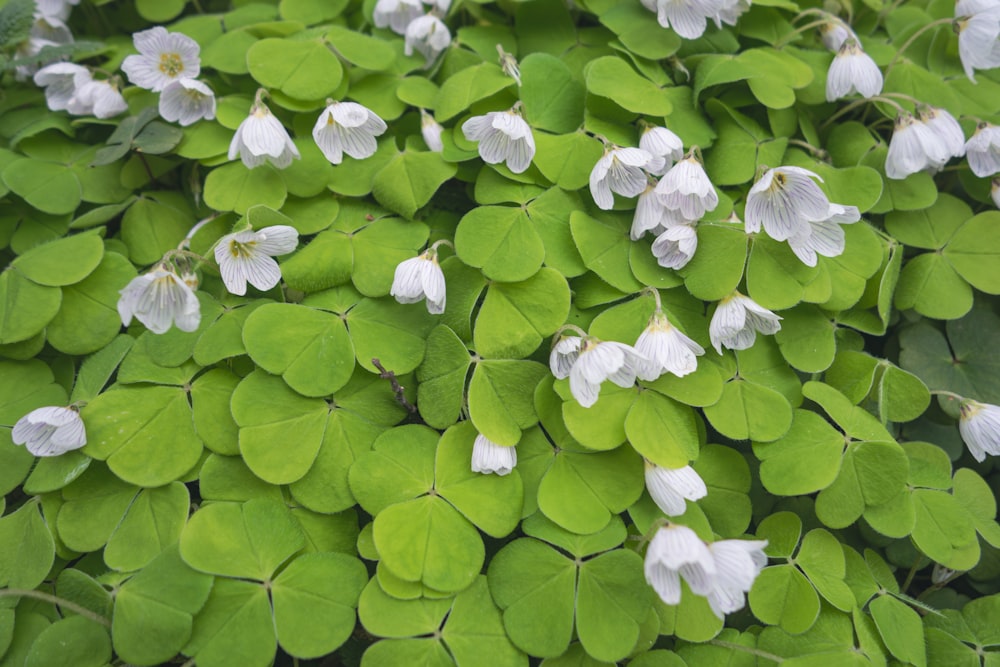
top-left (709, 291), bottom-right (782, 354)
top-left (921, 107), bottom-right (966, 165)
top-left (67, 79), bottom-right (127, 118)
top-left (957, 0), bottom-right (1000, 16)
top-left (549, 335), bottom-right (583, 379)
top-left (885, 110), bottom-right (963, 179)
top-left (745, 166), bottom-right (831, 241)
top-left (421, 109), bottom-right (444, 152)
top-left (33, 62), bottom-right (90, 111)
top-left (957, 9), bottom-right (1000, 82)
top-left (705, 539), bottom-right (768, 619)
top-left (640, 126), bottom-right (684, 176)
top-left (313, 101), bottom-right (387, 164)
top-left (497, 45), bottom-right (521, 86)
top-left (632, 184), bottom-right (671, 240)
top-left (567, 338), bottom-right (647, 408)
top-left (462, 107), bottom-right (535, 174)
top-left (958, 400), bottom-right (1000, 461)
top-left (405, 14), bottom-right (451, 64)
top-left (373, 0), bottom-right (423, 35)
top-left (819, 21), bottom-right (856, 51)
top-left (655, 153), bottom-right (719, 220)
top-left (826, 39), bottom-right (883, 101)
top-left (640, 0), bottom-right (722, 39)
top-left (651, 222), bottom-right (698, 270)
top-left (471, 434), bottom-right (517, 476)
top-left (159, 79), bottom-right (215, 126)
top-left (214, 225), bottom-right (299, 296)
top-left (634, 309), bottom-right (705, 380)
top-left (228, 96), bottom-right (300, 169)
top-left (644, 524), bottom-right (717, 606)
top-left (14, 14), bottom-right (74, 80)
top-left (645, 461), bottom-right (708, 516)
top-left (121, 26), bottom-right (200, 92)
top-left (118, 265), bottom-right (200, 334)
top-left (785, 203), bottom-right (860, 267)
top-left (12, 406), bottom-right (86, 457)
top-left (714, 0), bottom-right (750, 27)
top-left (590, 147), bottom-right (655, 210)
top-left (34, 0), bottom-right (80, 21)
top-left (391, 248), bottom-right (446, 314)
top-left (965, 123), bottom-right (1000, 177)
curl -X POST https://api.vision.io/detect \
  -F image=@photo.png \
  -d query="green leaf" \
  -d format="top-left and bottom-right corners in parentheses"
top-left (585, 56), bottom-right (672, 116)
top-left (749, 565), bottom-right (820, 635)
top-left (944, 211), bottom-right (1000, 295)
top-left (774, 305), bottom-right (836, 373)
top-left (349, 425), bottom-right (437, 516)
top-left (570, 211), bottom-right (642, 292)
top-left (326, 25), bottom-right (395, 70)
top-left (703, 379), bottom-right (792, 442)
top-left (870, 595), bottom-right (927, 667)
top-left (599, 3), bottom-right (681, 60)
top-left (1, 159), bottom-right (81, 215)
top-left (416, 325), bottom-right (472, 430)
top-left (435, 64), bottom-right (514, 122)
top-left (358, 577), bottom-right (452, 637)
top-left (121, 195), bottom-right (193, 265)
top-left (815, 441), bottom-right (910, 530)
top-left (468, 360), bottom-right (548, 446)
top-left (520, 53), bottom-right (585, 134)
top-left (371, 150), bottom-right (457, 219)
top-left (884, 193), bottom-right (971, 250)
top-left (911, 489), bottom-right (979, 571)
top-left (624, 390), bottom-right (700, 467)
top-left (10, 231), bottom-right (103, 287)
top-left (455, 206), bottom-right (545, 282)
top-left (203, 162), bottom-right (288, 215)
top-left (104, 483), bottom-right (189, 572)
top-left (25, 616), bottom-right (110, 667)
top-left (576, 549), bottom-right (652, 662)
top-left (532, 132), bottom-right (605, 192)
top-left (795, 529), bottom-right (856, 612)
top-left (247, 38), bottom-right (343, 99)
top-left (895, 252), bottom-right (973, 320)
top-left (183, 579), bottom-right (276, 667)
top-left (473, 269), bottom-right (571, 359)
top-left (346, 297), bottom-right (436, 374)
top-left (679, 224), bottom-right (748, 301)
top-left (0, 503), bottom-right (54, 591)
top-left (876, 363), bottom-right (930, 423)
top-left (754, 410), bottom-right (844, 496)
top-left (0, 270), bottom-right (61, 344)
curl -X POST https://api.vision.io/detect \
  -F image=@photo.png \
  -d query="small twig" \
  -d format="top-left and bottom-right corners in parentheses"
top-left (372, 358), bottom-right (417, 413)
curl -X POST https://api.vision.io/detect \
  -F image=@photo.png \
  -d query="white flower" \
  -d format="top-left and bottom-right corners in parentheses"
top-left (568, 339), bottom-right (647, 408)
top-left (471, 434), bottom-right (517, 476)
top-left (651, 222), bottom-right (698, 270)
top-left (33, 62), bottom-right (90, 112)
top-left (121, 26), bottom-right (200, 92)
top-left (785, 203), bottom-right (860, 267)
top-left (421, 109), bottom-right (444, 152)
top-left (14, 14), bottom-right (73, 80)
top-left (957, 0), bottom-right (1000, 16)
top-left (213, 225), bottom-right (299, 296)
top-left (993, 177), bottom-right (1000, 208)
top-left (118, 265), bottom-right (200, 334)
top-left (641, 0), bottom-right (723, 39)
top-left (645, 461), bottom-right (708, 515)
top-left (34, 0), bottom-right (80, 21)
top-left (655, 155), bottom-right (719, 220)
top-left (67, 79), bottom-right (128, 119)
top-left (922, 107), bottom-right (966, 165)
top-left (373, 0), bottom-right (423, 35)
top-left (958, 400), bottom-right (1000, 461)
top-left (632, 185), bottom-right (671, 240)
top-left (159, 78), bottom-right (215, 126)
top-left (313, 101), bottom-right (387, 165)
top-left (965, 123), bottom-right (1000, 177)
top-left (819, 21), bottom-right (855, 51)
top-left (640, 126), bottom-right (684, 176)
top-left (957, 9), bottom-right (1000, 82)
top-left (644, 524), bottom-right (717, 606)
top-left (932, 563), bottom-right (959, 584)
top-left (498, 45), bottom-right (521, 86)
top-left (405, 14), bottom-right (451, 64)
top-left (550, 335), bottom-right (583, 379)
top-left (590, 147), bottom-right (655, 210)
top-left (745, 166), bottom-right (832, 241)
top-left (709, 291), bottom-right (782, 354)
top-left (462, 108), bottom-right (535, 174)
top-left (705, 539), bottom-right (768, 619)
top-left (714, 0), bottom-right (750, 27)
top-left (826, 39), bottom-right (883, 101)
top-left (885, 111), bottom-right (962, 179)
top-left (228, 99), bottom-right (301, 169)
top-left (12, 406), bottom-right (86, 457)
top-left (634, 310), bottom-right (705, 380)
top-left (390, 249), bottom-right (446, 314)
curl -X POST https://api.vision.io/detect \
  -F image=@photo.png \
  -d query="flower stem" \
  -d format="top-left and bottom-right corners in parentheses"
top-left (930, 389), bottom-right (966, 402)
top-left (885, 18), bottom-right (955, 78)
top-left (642, 286), bottom-right (663, 312)
top-left (0, 589), bottom-right (111, 628)
top-left (709, 640), bottom-right (786, 663)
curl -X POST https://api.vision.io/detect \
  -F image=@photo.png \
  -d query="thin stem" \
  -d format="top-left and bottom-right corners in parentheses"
top-left (709, 640), bottom-right (786, 662)
top-left (774, 19), bottom-right (829, 48)
top-left (930, 389), bottom-right (966, 402)
top-left (642, 286), bottom-right (663, 312)
top-left (821, 96), bottom-right (905, 129)
top-left (182, 214), bottom-right (221, 244)
top-left (885, 18), bottom-right (955, 77)
top-left (901, 558), bottom-right (921, 594)
top-left (553, 324), bottom-right (588, 340)
top-left (788, 139), bottom-right (829, 160)
top-left (0, 589), bottom-right (111, 628)
top-left (429, 239), bottom-right (455, 253)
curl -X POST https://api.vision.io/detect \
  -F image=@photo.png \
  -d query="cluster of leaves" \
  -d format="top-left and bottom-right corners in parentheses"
top-left (1, 0), bottom-right (1000, 665)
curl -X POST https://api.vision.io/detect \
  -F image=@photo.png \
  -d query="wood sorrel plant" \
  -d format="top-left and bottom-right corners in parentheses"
top-left (1, 0), bottom-right (1000, 664)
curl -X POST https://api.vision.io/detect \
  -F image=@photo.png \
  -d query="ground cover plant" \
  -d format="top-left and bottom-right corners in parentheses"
top-left (1, 0), bottom-right (1000, 664)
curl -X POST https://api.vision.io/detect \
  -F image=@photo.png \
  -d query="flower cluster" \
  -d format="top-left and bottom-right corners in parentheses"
top-left (373, 0), bottom-right (452, 65)
top-left (886, 107), bottom-right (966, 179)
top-left (644, 523), bottom-right (768, 619)
top-left (122, 27), bottom-right (215, 126)
top-left (549, 334), bottom-right (648, 408)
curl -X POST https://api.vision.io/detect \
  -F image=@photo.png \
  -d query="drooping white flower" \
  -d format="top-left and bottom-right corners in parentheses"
top-left (640, 126), bottom-right (684, 176)
top-left (921, 107), bottom-right (966, 166)
top-left (709, 291), bottom-right (782, 354)
top-left (785, 203), bottom-right (860, 267)
top-left (957, 0), bottom-right (1000, 16)
top-left (549, 335), bottom-right (583, 379)
top-left (421, 109), bottom-right (444, 152)
top-left (714, 0), bottom-right (750, 27)
top-left (826, 39), bottom-right (883, 101)
top-left (745, 166), bottom-right (832, 241)
top-left (819, 21), bottom-right (856, 51)
top-left (634, 309), bottom-right (705, 380)
top-left (118, 265), bottom-right (201, 334)
top-left (405, 14), bottom-right (451, 64)
top-left (67, 79), bottom-right (128, 119)
top-left (12, 406), bottom-right (86, 457)
top-left (655, 154), bottom-right (719, 220)
top-left (390, 248), bottom-right (446, 314)
top-left (14, 14), bottom-right (74, 80)
top-left (958, 400), bottom-right (1000, 461)
top-left (965, 123), bottom-right (1000, 177)
top-left (471, 433), bottom-right (517, 476)
top-left (632, 184), bottom-right (671, 240)
top-left (931, 563), bottom-right (959, 584)
top-left (313, 101), bottom-right (387, 164)
top-left (641, 0), bottom-right (723, 39)
top-left (644, 524), bottom-right (717, 606)
top-left (645, 461), bottom-right (708, 516)
top-left (159, 78), bottom-right (216, 126)
top-left (705, 539), bottom-right (768, 619)
top-left (992, 177), bottom-right (1000, 208)
top-left (373, 0), bottom-right (423, 35)
top-left (567, 338), bottom-right (647, 408)
top-left (957, 9), bottom-right (1000, 82)
top-left (497, 45), bottom-right (522, 86)
top-left (590, 147), bottom-right (655, 210)
top-left (121, 26), bottom-right (200, 92)
top-left (33, 62), bottom-right (90, 111)
top-left (885, 111), bottom-right (962, 179)
top-left (34, 0), bottom-right (81, 21)
top-left (651, 222), bottom-right (698, 270)
top-left (462, 107), bottom-right (535, 174)
top-left (213, 225), bottom-right (299, 296)
top-left (228, 97), bottom-right (301, 169)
